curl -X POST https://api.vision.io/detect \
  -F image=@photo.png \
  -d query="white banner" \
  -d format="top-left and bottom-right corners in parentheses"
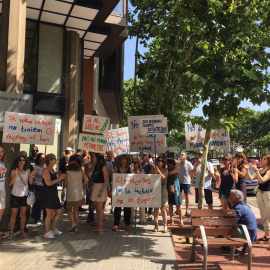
top-left (3, 112), bottom-right (55, 145)
top-left (139, 117), bottom-right (168, 135)
top-left (82, 115), bottom-right (110, 134)
top-left (78, 133), bottom-right (107, 154)
top-left (105, 127), bottom-right (130, 156)
top-left (185, 122), bottom-right (230, 151)
top-left (128, 116), bottom-right (166, 153)
top-left (112, 173), bottom-right (161, 208)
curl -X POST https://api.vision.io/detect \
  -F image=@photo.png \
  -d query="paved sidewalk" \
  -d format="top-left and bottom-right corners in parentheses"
top-left (0, 207), bottom-right (177, 270)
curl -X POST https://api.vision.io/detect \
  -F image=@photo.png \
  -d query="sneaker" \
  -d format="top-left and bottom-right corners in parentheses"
top-left (51, 229), bottom-right (62, 236)
top-left (36, 220), bottom-right (42, 225)
top-left (43, 231), bottom-right (55, 239)
top-left (221, 247), bottom-right (239, 257)
top-left (113, 226), bottom-right (118, 231)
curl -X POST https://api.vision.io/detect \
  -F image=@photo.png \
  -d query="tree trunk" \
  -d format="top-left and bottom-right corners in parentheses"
top-left (133, 35), bottom-right (139, 113)
top-left (198, 129), bottom-right (211, 209)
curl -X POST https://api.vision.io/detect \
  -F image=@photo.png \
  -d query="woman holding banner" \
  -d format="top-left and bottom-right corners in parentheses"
top-left (151, 156), bottom-right (168, 233)
top-left (0, 146), bottom-right (7, 239)
top-left (90, 154), bottom-right (108, 235)
top-left (9, 155), bottom-right (35, 239)
top-left (131, 157), bottom-right (145, 224)
top-left (113, 154), bottom-right (132, 231)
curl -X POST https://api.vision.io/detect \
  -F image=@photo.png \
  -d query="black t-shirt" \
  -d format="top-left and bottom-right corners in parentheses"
top-left (59, 156), bottom-right (69, 174)
top-left (69, 154), bottom-right (84, 167)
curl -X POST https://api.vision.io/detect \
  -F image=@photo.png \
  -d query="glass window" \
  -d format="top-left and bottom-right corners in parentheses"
top-left (112, 0), bottom-right (123, 15)
top-left (37, 24), bottom-right (63, 94)
top-left (24, 20), bottom-right (38, 92)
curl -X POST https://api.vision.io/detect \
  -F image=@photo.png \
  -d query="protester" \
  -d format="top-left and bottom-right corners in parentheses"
top-left (29, 145), bottom-right (39, 168)
top-left (151, 156), bottom-right (168, 233)
top-left (245, 154), bottom-right (270, 246)
top-left (65, 161), bottom-right (88, 234)
top-left (107, 150), bottom-right (116, 169)
top-left (167, 158), bottom-right (184, 227)
top-left (42, 153), bottom-right (66, 239)
top-left (234, 152), bottom-right (248, 203)
top-left (215, 153), bottom-right (238, 210)
top-left (103, 153), bottom-right (114, 212)
top-left (174, 152), bottom-right (193, 216)
top-left (0, 146), bottom-right (7, 239)
top-left (89, 154), bottom-right (108, 235)
top-left (221, 189), bottom-right (257, 256)
top-left (32, 153), bottom-right (46, 224)
top-left (130, 157), bottom-right (145, 224)
top-left (191, 151), bottom-right (214, 209)
top-left (83, 150), bottom-right (91, 164)
top-left (9, 155), bottom-right (35, 239)
top-left (113, 154), bottom-right (132, 231)
top-left (69, 149), bottom-right (84, 172)
top-left (59, 147), bottom-right (73, 174)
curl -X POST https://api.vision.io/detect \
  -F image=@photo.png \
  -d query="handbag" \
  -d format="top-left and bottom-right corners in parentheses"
top-left (167, 184), bottom-right (175, 195)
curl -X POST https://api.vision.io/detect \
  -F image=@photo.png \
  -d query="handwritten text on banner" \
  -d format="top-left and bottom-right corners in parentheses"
top-left (128, 116), bottom-right (165, 153)
top-left (78, 133), bottom-right (107, 154)
top-left (112, 173), bottom-right (161, 208)
top-left (3, 112), bottom-right (56, 145)
top-left (185, 122), bottom-right (230, 151)
top-left (105, 127), bottom-right (130, 156)
top-left (82, 115), bottom-right (110, 134)
top-left (139, 117), bottom-right (168, 135)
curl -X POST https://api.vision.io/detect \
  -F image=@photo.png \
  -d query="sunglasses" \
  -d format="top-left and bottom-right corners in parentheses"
top-left (157, 160), bottom-right (164, 163)
top-left (180, 154), bottom-right (185, 156)
top-left (235, 156), bottom-right (243, 158)
top-left (32, 150), bottom-right (38, 152)
top-left (19, 159), bottom-right (26, 162)
top-left (223, 158), bottom-right (230, 161)
top-left (132, 162), bottom-right (138, 164)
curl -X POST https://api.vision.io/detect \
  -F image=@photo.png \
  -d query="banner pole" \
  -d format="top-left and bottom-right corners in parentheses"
top-left (134, 207), bottom-right (137, 234)
top-left (154, 134), bottom-right (157, 166)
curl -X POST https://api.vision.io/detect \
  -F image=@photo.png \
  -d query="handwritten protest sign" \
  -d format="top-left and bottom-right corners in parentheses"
top-left (2, 112), bottom-right (56, 145)
top-left (105, 127), bottom-right (130, 156)
top-left (139, 117), bottom-right (168, 135)
top-left (78, 133), bottom-right (107, 154)
top-left (185, 122), bottom-right (230, 151)
top-left (128, 116), bottom-right (165, 153)
top-left (82, 115), bottom-right (110, 134)
top-left (112, 173), bottom-right (161, 208)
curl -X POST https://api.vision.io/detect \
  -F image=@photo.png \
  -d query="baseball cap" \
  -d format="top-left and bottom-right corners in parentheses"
top-left (198, 151), bottom-right (203, 155)
top-left (66, 147), bottom-right (73, 151)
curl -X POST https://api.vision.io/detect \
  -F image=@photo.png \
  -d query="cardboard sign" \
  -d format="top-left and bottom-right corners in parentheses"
top-left (128, 116), bottom-right (166, 153)
top-left (139, 117), bottom-right (168, 134)
top-left (0, 92), bottom-right (33, 131)
top-left (112, 173), bottom-right (161, 208)
top-left (2, 112), bottom-right (56, 145)
top-left (82, 115), bottom-right (110, 134)
top-left (105, 127), bottom-right (130, 156)
top-left (78, 133), bottom-right (107, 154)
top-left (185, 122), bottom-right (230, 151)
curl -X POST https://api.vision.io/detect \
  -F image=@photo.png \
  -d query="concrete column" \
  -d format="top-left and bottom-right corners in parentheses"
top-left (63, 31), bottom-right (81, 151)
top-left (0, 0), bottom-right (27, 93)
top-left (0, 0), bottom-right (26, 231)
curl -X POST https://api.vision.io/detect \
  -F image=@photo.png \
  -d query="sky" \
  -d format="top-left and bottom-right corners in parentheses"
top-left (123, 36), bottom-right (269, 117)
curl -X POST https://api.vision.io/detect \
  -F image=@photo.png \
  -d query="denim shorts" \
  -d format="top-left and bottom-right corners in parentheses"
top-left (219, 189), bottom-right (231, 200)
top-left (180, 184), bottom-right (190, 195)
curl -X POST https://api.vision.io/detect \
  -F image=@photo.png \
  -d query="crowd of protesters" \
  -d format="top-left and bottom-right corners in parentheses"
top-left (0, 145), bottom-right (269, 253)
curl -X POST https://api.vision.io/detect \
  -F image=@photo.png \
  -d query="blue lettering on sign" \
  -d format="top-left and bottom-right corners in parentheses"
top-left (131, 120), bottom-right (138, 129)
top-left (198, 126), bottom-right (203, 131)
top-left (107, 142), bottom-right (115, 147)
top-left (134, 187), bottom-right (153, 195)
top-left (116, 188), bottom-right (123, 196)
top-left (125, 188), bottom-right (130, 194)
top-left (139, 146), bottom-right (152, 152)
top-left (187, 123), bottom-right (195, 132)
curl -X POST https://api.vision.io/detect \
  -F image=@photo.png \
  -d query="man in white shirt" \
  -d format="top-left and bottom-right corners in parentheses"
top-left (191, 151), bottom-right (215, 209)
top-left (176, 152), bottom-right (193, 216)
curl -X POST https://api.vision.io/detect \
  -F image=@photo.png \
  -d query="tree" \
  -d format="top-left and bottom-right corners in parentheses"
top-left (129, 0), bottom-right (270, 208)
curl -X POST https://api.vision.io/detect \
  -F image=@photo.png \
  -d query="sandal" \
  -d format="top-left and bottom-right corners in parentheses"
top-left (168, 220), bottom-right (174, 225)
top-left (90, 221), bottom-right (98, 226)
top-left (257, 236), bottom-right (270, 244)
top-left (162, 227), bottom-right (168, 233)
top-left (8, 233), bottom-right (13, 240)
top-left (68, 226), bottom-right (77, 234)
top-left (179, 221), bottom-right (184, 228)
top-left (153, 225), bottom-right (158, 232)
top-left (147, 215), bottom-right (153, 221)
top-left (185, 211), bottom-right (190, 217)
top-left (20, 232), bottom-right (28, 238)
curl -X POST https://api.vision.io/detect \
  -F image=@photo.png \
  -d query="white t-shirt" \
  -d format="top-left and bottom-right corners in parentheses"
top-left (0, 162), bottom-right (6, 191)
top-left (11, 170), bottom-right (29, 197)
top-left (194, 162), bottom-right (214, 190)
top-left (176, 161), bottom-right (193, 184)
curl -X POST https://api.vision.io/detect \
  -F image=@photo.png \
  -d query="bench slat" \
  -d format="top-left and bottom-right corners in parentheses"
top-left (193, 227), bottom-right (239, 237)
top-left (191, 209), bottom-right (236, 217)
top-left (196, 238), bottom-right (247, 247)
top-left (192, 218), bottom-right (238, 226)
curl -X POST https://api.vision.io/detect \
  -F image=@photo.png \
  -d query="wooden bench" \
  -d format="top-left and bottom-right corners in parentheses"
top-left (190, 209), bottom-right (252, 270)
